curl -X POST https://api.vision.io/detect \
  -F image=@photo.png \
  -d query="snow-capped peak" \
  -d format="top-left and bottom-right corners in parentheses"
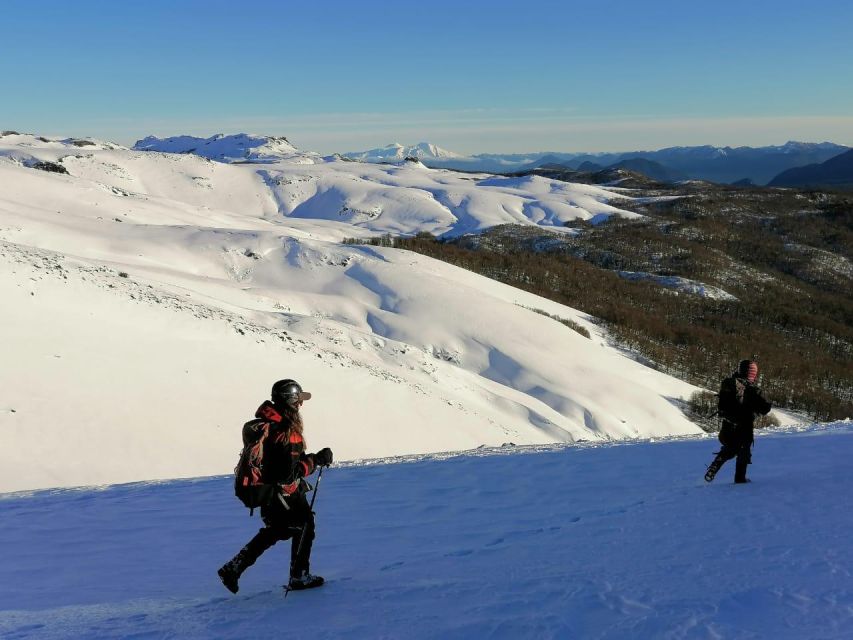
top-left (132, 133), bottom-right (318, 164)
top-left (411, 141), bottom-right (461, 159)
top-left (776, 140), bottom-right (844, 154)
top-left (342, 142), bottom-right (464, 163)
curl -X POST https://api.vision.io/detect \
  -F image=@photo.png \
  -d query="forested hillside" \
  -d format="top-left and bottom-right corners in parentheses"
top-left (349, 185), bottom-right (853, 420)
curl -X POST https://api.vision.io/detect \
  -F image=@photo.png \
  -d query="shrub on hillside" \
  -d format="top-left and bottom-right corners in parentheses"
top-left (526, 307), bottom-right (591, 339)
top-left (32, 161), bottom-right (68, 175)
top-left (687, 390), bottom-right (719, 433)
top-left (756, 412), bottom-right (781, 429)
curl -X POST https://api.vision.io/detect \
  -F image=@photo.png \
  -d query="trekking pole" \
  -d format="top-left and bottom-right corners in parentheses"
top-left (284, 465), bottom-right (325, 599)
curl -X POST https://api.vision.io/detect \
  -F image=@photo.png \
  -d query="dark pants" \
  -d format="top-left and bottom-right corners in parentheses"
top-left (239, 492), bottom-right (315, 578)
top-left (715, 425), bottom-right (754, 482)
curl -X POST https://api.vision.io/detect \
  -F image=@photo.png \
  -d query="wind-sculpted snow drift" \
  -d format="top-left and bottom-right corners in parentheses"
top-left (1, 132), bottom-right (699, 492)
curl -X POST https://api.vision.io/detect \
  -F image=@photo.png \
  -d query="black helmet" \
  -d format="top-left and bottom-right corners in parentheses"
top-left (271, 379), bottom-right (312, 407)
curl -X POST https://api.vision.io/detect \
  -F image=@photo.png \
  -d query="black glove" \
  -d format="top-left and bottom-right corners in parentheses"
top-left (313, 447), bottom-right (333, 467)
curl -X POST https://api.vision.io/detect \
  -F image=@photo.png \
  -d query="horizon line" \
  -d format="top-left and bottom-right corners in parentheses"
top-left (5, 128), bottom-right (850, 159)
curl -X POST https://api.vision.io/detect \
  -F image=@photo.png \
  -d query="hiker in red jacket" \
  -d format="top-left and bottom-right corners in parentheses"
top-left (218, 379), bottom-right (333, 593)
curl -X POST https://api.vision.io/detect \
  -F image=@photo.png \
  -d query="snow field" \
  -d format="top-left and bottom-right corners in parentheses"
top-left (1, 134), bottom-right (703, 493)
top-left (1, 424), bottom-right (851, 639)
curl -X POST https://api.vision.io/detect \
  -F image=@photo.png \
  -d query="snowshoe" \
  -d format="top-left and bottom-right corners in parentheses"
top-left (218, 564), bottom-right (240, 594)
top-left (287, 573), bottom-right (325, 591)
top-left (704, 456), bottom-right (724, 483)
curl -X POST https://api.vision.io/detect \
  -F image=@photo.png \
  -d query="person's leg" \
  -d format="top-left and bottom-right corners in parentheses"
top-left (288, 495), bottom-right (316, 578)
top-left (284, 494), bottom-right (324, 590)
top-left (705, 445), bottom-right (736, 482)
top-left (218, 502), bottom-right (289, 593)
top-left (218, 526), bottom-right (279, 593)
top-left (734, 444), bottom-right (752, 483)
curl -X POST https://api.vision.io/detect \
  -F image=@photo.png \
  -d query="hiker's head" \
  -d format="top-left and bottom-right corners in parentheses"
top-left (737, 359), bottom-right (758, 383)
top-left (271, 379), bottom-right (312, 409)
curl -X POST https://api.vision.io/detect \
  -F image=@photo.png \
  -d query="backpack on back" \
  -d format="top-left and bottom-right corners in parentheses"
top-left (233, 419), bottom-right (276, 515)
top-left (717, 375), bottom-right (748, 446)
top-left (717, 376), bottom-right (744, 447)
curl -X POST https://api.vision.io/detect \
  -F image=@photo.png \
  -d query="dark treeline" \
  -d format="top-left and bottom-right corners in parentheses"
top-left (345, 188), bottom-right (853, 421)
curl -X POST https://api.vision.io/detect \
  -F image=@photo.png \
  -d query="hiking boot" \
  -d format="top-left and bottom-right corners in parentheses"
top-left (287, 572), bottom-right (325, 591)
top-left (705, 456), bottom-right (724, 483)
top-left (218, 561), bottom-right (241, 594)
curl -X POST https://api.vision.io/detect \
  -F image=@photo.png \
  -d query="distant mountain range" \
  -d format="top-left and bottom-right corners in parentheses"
top-left (768, 148), bottom-right (853, 190)
top-left (130, 134), bottom-right (852, 188)
top-left (343, 141), bottom-right (850, 185)
top-left (341, 144), bottom-right (541, 173)
top-left (604, 158), bottom-right (689, 183)
top-left (528, 165), bottom-right (684, 190)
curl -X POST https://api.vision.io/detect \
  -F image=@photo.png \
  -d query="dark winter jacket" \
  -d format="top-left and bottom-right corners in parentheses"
top-left (251, 400), bottom-right (317, 495)
top-left (718, 373), bottom-right (772, 431)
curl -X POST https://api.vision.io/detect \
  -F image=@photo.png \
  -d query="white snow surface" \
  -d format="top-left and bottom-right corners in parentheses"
top-left (1, 422), bottom-right (851, 639)
top-left (1, 132), bottom-right (696, 493)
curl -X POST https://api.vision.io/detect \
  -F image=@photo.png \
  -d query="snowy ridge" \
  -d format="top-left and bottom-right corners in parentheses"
top-left (2, 133), bottom-right (641, 237)
top-left (1, 422), bottom-right (851, 638)
top-left (0, 133), bottom-right (126, 168)
top-left (133, 133), bottom-right (320, 164)
top-left (1, 132), bottom-right (696, 493)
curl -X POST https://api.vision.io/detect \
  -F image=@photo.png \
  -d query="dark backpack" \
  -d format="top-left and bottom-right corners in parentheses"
top-left (233, 419), bottom-right (276, 515)
top-left (717, 375), bottom-right (748, 446)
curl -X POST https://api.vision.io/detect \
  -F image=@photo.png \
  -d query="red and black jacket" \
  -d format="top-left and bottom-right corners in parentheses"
top-left (255, 400), bottom-right (317, 495)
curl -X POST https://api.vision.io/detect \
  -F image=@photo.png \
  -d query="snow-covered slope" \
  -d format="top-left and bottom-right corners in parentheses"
top-left (1, 132), bottom-right (700, 493)
top-left (618, 271), bottom-right (739, 301)
top-left (2, 133), bottom-right (640, 236)
top-left (1, 422), bottom-right (850, 639)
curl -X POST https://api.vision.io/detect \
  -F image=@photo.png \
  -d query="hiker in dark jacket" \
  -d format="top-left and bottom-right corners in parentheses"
top-left (705, 360), bottom-right (771, 484)
top-left (218, 379), bottom-right (333, 593)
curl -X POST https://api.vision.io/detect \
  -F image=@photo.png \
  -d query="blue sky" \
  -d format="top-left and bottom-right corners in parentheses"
top-left (3, 0), bottom-right (852, 153)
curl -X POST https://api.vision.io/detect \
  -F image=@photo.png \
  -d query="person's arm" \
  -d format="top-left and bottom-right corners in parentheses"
top-left (290, 449), bottom-right (316, 481)
top-left (286, 447), bottom-right (332, 482)
top-left (748, 385), bottom-right (772, 416)
top-left (275, 440), bottom-right (316, 486)
top-left (718, 378), bottom-right (736, 419)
